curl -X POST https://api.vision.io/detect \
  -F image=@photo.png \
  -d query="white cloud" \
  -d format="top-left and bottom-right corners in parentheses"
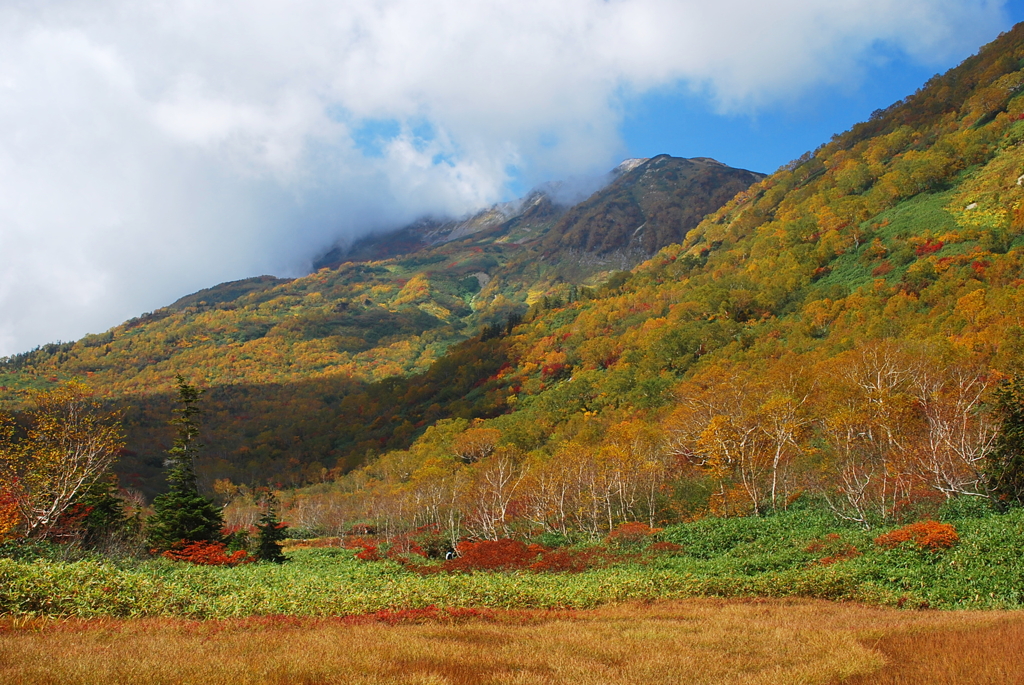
top-left (0, 0), bottom-right (1012, 355)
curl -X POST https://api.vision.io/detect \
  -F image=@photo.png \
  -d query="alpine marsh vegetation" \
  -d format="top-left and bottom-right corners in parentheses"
top-left (3, 600), bottom-right (1023, 685)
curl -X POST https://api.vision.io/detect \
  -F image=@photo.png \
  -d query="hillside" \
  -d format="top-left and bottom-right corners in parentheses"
top-left (538, 156), bottom-right (762, 261)
top-left (0, 155), bottom-right (763, 494)
top-left (266, 23), bottom-right (1024, 535)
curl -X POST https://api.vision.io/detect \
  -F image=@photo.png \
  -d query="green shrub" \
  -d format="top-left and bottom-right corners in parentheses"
top-left (938, 495), bottom-right (996, 521)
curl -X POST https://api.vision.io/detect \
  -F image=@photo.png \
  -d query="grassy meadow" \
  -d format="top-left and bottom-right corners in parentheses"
top-left (3, 507), bottom-right (1024, 620)
top-left (3, 600), bottom-right (1024, 684)
top-left (3, 506), bottom-right (1024, 682)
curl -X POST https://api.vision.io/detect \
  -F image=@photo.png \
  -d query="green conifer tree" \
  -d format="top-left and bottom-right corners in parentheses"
top-left (147, 376), bottom-right (224, 550)
top-left (987, 376), bottom-right (1024, 509)
top-left (255, 491), bottom-right (288, 563)
top-left (76, 474), bottom-right (130, 549)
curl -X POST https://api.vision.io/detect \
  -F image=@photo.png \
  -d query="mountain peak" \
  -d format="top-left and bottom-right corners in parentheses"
top-left (614, 158), bottom-right (650, 175)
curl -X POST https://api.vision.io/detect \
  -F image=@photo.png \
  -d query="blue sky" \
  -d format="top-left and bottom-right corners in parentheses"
top-left (623, 3), bottom-right (1024, 175)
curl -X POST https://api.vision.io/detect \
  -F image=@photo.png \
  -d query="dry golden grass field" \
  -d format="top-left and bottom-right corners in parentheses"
top-left (2, 599), bottom-right (1023, 684)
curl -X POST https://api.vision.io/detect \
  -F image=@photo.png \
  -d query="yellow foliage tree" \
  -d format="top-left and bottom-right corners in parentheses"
top-left (452, 426), bottom-right (501, 463)
top-left (0, 381), bottom-right (125, 539)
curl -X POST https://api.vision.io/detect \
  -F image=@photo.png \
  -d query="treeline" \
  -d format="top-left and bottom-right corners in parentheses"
top-left (246, 338), bottom-right (1021, 544)
top-left (6, 22), bottom-right (1024, 525)
top-left (94, 26), bottom-right (1024, 502)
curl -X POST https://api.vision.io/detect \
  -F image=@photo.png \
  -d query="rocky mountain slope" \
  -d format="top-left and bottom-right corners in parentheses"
top-left (316, 156), bottom-right (763, 269)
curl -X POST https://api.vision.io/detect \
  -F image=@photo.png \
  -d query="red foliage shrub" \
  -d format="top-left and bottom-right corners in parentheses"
top-left (356, 535), bottom-right (619, 575)
top-left (345, 534), bottom-right (399, 563)
top-left (804, 533), bottom-right (841, 553)
top-left (872, 261), bottom-right (894, 277)
top-left (386, 542), bottom-right (426, 561)
top-left (541, 363), bottom-right (568, 379)
top-left (49, 503), bottom-right (93, 541)
top-left (0, 488), bottom-right (20, 541)
top-left (342, 535), bottom-right (378, 550)
top-left (818, 547), bottom-right (861, 566)
top-left (606, 522), bottom-right (661, 547)
top-left (221, 524), bottom-right (260, 539)
top-left (819, 541), bottom-right (861, 565)
top-left (875, 521), bottom-right (960, 552)
top-left (380, 538), bottom-right (614, 574)
top-left (804, 533), bottom-right (861, 565)
top-left (388, 525), bottom-right (443, 559)
top-left (444, 539), bottom-right (544, 572)
top-left (161, 540), bottom-right (250, 566)
top-left (528, 547), bottom-right (605, 573)
top-left (354, 545), bottom-right (381, 562)
top-left (915, 239), bottom-right (944, 256)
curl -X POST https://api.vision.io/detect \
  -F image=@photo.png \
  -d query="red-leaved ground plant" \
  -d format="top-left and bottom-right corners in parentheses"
top-left (444, 539), bottom-right (546, 572)
top-left (386, 538), bottom-right (617, 575)
top-left (161, 540), bottom-right (250, 566)
top-left (354, 545), bottom-right (381, 562)
top-left (527, 547), bottom-right (607, 573)
top-left (804, 533), bottom-right (861, 566)
top-left (341, 535), bottom-right (382, 561)
top-left (606, 522), bottom-right (662, 547)
top-left (875, 521), bottom-right (960, 552)
top-left (349, 531), bottom-right (683, 575)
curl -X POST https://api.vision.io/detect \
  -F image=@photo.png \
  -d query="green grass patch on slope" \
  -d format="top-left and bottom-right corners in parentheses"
top-left (816, 190), bottom-right (962, 293)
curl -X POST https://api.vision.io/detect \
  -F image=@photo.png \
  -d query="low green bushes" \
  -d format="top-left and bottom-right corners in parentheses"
top-left (3, 506), bottom-right (1023, 619)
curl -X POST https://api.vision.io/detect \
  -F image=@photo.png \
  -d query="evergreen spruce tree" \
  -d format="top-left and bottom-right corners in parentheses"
top-left (987, 375), bottom-right (1024, 509)
top-left (147, 375), bottom-right (224, 550)
top-left (255, 491), bottom-right (288, 563)
top-left (77, 474), bottom-right (129, 549)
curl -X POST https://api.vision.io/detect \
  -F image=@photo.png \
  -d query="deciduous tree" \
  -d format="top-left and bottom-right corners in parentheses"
top-left (0, 381), bottom-right (124, 539)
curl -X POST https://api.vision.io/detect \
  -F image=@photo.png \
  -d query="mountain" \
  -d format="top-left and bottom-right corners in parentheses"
top-left (537, 155), bottom-right (763, 261)
top-left (315, 155), bottom-right (763, 270)
top-left (6, 20), bottom-right (1024, 517)
top-left (0, 155), bottom-right (764, 494)
top-left (274, 22), bottom-right (1024, 530)
top-left (314, 190), bottom-right (564, 266)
